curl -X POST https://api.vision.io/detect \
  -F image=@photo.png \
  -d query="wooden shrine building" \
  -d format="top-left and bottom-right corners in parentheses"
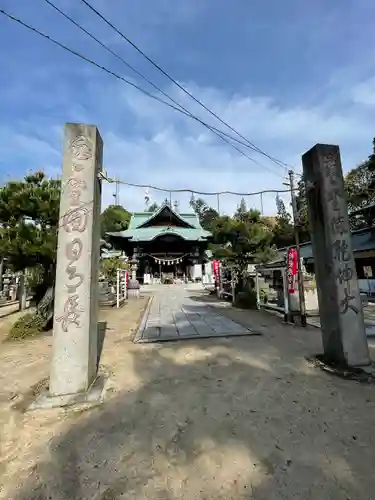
top-left (106, 203), bottom-right (213, 284)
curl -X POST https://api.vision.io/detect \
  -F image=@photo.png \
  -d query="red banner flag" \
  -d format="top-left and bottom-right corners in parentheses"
top-left (287, 248), bottom-right (298, 294)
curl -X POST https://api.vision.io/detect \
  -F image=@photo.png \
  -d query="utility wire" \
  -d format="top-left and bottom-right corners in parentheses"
top-left (44, 0), bottom-right (283, 166)
top-left (80, 0), bottom-right (293, 173)
top-left (100, 173), bottom-right (297, 196)
top-left (2, 6), bottom-right (282, 178)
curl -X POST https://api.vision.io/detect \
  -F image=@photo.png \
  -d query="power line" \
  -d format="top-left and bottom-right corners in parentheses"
top-left (80, 0), bottom-right (293, 173)
top-left (44, 0), bottom-right (285, 171)
top-left (2, 7), bottom-right (282, 178)
top-left (100, 173), bottom-right (296, 196)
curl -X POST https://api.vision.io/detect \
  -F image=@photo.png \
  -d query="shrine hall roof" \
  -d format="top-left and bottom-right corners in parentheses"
top-left (106, 203), bottom-right (212, 242)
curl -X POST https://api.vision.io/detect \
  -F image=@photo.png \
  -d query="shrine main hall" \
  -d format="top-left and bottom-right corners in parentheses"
top-left (106, 203), bottom-right (213, 284)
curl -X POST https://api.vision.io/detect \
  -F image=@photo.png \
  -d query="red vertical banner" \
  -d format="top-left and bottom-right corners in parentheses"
top-left (212, 260), bottom-right (221, 283)
top-left (287, 248), bottom-right (298, 294)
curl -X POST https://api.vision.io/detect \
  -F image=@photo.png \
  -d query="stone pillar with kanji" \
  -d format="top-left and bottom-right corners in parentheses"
top-left (50, 123), bottom-right (103, 396)
top-left (302, 144), bottom-right (370, 366)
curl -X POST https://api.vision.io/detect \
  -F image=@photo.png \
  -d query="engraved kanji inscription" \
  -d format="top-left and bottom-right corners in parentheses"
top-left (340, 287), bottom-right (359, 315)
top-left (62, 206), bottom-right (89, 233)
top-left (332, 239), bottom-right (351, 262)
top-left (72, 163), bottom-right (84, 172)
top-left (66, 178), bottom-right (87, 190)
top-left (71, 135), bottom-right (93, 160)
top-left (323, 153), bottom-right (337, 176)
top-left (336, 263), bottom-right (353, 284)
top-left (56, 294), bottom-right (83, 332)
top-left (327, 188), bottom-right (341, 211)
top-left (66, 178), bottom-right (87, 207)
top-left (331, 215), bottom-right (347, 236)
top-left (65, 238), bottom-right (84, 293)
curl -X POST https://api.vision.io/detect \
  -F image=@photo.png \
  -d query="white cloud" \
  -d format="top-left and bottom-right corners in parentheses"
top-left (2, 74), bottom-right (375, 217)
top-left (351, 77), bottom-right (375, 106)
top-left (96, 77), bottom-right (375, 215)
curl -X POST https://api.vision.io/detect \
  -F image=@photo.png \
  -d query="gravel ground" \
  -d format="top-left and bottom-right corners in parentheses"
top-left (1, 291), bottom-right (375, 500)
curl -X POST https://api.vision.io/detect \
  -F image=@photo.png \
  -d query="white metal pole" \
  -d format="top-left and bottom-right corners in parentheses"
top-left (288, 170), bottom-right (306, 326)
top-left (255, 271), bottom-right (260, 310)
top-left (116, 268), bottom-right (120, 308)
top-left (231, 270), bottom-right (235, 305)
top-left (282, 267), bottom-right (289, 322)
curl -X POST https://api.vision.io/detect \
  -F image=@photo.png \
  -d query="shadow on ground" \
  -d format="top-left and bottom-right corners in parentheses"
top-left (8, 305), bottom-right (375, 500)
top-left (97, 321), bottom-right (107, 370)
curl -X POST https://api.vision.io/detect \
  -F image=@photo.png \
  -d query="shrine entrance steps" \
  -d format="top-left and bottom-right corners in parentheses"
top-left (135, 286), bottom-right (260, 343)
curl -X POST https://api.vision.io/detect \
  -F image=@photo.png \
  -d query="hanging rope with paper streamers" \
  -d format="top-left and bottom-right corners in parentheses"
top-left (147, 253), bottom-right (189, 265)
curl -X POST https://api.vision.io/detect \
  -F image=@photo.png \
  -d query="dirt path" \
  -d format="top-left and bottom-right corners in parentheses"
top-left (1, 292), bottom-right (375, 499)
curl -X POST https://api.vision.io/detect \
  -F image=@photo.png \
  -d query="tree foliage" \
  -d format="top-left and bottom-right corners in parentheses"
top-left (100, 205), bottom-right (131, 237)
top-left (147, 202), bottom-right (159, 212)
top-left (345, 159), bottom-right (375, 228)
top-left (294, 178), bottom-right (311, 243)
top-left (271, 195), bottom-right (294, 248)
top-left (294, 138), bottom-right (375, 233)
top-left (189, 197), bottom-right (219, 231)
top-left (210, 209), bottom-right (276, 267)
top-left (0, 171), bottom-right (60, 272)
top-left (100, 256), bottom-right (128, 281)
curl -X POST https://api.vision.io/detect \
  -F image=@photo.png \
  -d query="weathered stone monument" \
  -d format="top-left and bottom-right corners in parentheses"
top-left (127, 250), bottom-right (140, 298)
top-left (302, 144), bottom-right (370, 367)
top-left (49, 123), bottom-right (103, 398)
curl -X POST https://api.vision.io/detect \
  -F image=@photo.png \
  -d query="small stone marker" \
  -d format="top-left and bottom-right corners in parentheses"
top-left (49, 123), bottom-right (103, 396)
top-left (302, 144), bottom-right (370, 367)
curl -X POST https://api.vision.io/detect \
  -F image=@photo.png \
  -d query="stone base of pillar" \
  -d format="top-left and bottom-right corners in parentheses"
top-left (27, 373), bottom-right (109, 411)
top-left (127, 279), bottom-right (140, 299)
top-left (128, 288), bottom-right (140, 299)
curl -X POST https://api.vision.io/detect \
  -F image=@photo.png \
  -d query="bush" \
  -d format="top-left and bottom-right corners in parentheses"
top-left (260, 288), bottom-right (268, 304)
top-left (235, 287), bottom-right (258, 309)
top-left (8, 313), bottom-right (47, 340)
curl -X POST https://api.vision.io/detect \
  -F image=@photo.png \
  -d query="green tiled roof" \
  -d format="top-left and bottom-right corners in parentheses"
top-left (108, 226), bottom-right (211, 242)
top-left (107, 203), bottom-right (212, 242)
top-left (128, 210), bottom-right (200, 230)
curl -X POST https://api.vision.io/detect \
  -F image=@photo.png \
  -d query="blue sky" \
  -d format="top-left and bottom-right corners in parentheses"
top-left (1, 0), bottom-right (375, 215)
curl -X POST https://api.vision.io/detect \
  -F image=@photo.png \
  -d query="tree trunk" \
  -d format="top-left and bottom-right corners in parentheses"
top-left (36, 264), bottom-right (56, 328)
top-left (36, 285), bottom-right (55, 327)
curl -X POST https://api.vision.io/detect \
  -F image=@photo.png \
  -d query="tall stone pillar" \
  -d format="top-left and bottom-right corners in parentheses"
top-left (50, 123), bottom-right (103, 396)
top-left (0, 257), bottom-right (4, 292)
top-left (302, 144), bottom-right (370, 366)
top-left (18, 271), bottom-right (27, 311)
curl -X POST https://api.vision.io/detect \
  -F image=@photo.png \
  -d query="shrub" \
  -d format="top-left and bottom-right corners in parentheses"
top-left (235, 288), bottom-right (258, 309)
top-left (260, 288), bottom-right (268, 304)
top-left (8, 313), bottom-right (47, 340)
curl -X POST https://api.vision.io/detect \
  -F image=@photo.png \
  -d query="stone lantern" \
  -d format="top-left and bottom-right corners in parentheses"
top-left (127, 249), bottom-right (140, 298)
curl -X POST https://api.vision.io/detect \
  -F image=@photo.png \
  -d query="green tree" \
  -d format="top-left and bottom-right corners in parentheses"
top-left (147, 202), bottom-right (159, 212)
top-left (345, 161), bottom-right (375, 228)
top-left (272, 194), bottom-right (294, 248)
top-left (101, 205), bottom-right (130, 237)
top-left (295, 178), bottom-right (311, 243)
top-left (0, 171), bottom-right (60, 274)
top-left (234, 197), bottom-right (248, 221)
top-left (100, 256), bottom-right (128, 281)
top-left (189, 197), bottom-right (207, 218)
top-left (365, 137), bottom-right (375, 187)
top-left (211, 209), bottom-right (276, 267)
top-left (0, 171), bottom-right (60, 321)
top-left (189, 197), bottom-right (219, 231)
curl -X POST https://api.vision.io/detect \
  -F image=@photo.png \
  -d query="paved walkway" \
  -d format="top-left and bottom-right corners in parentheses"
top-left (135, 286), bottom-right (257, 342)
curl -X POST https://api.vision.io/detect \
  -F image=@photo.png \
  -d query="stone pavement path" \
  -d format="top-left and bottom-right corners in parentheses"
top-left (135, 286), bottom-right (257, 342)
